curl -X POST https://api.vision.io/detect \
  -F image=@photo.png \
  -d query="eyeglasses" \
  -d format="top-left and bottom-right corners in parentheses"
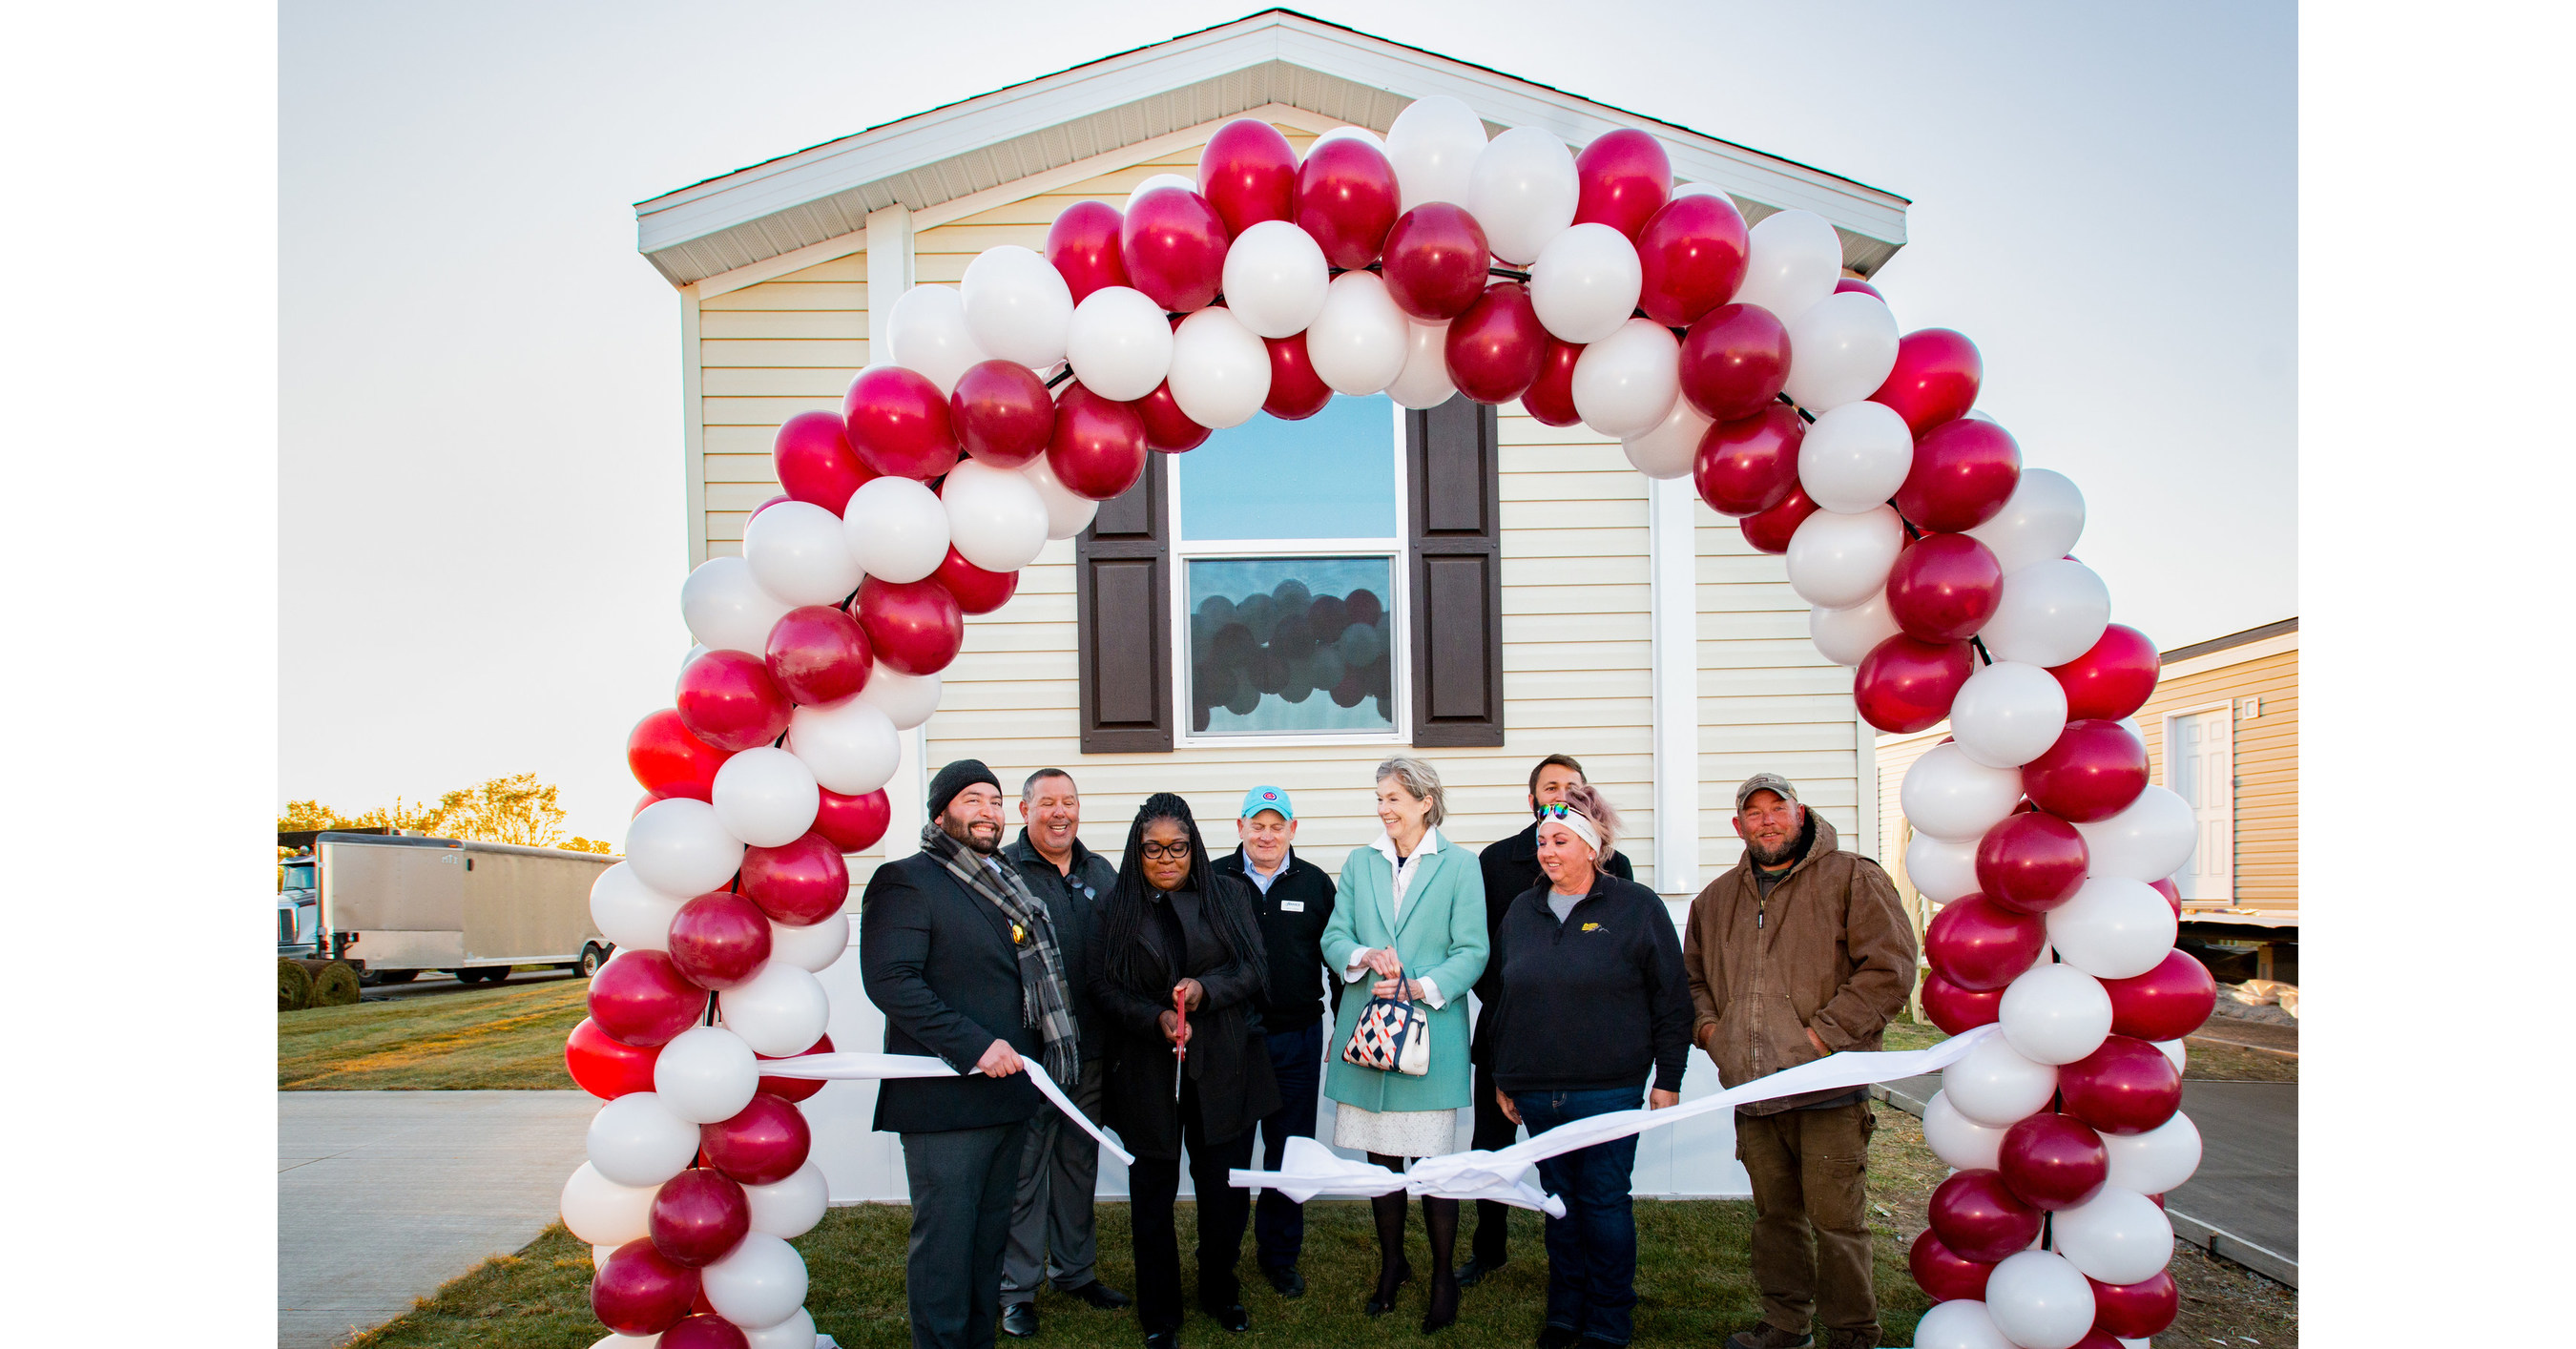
top-left (1140, 841), bottom-right (1192, 861)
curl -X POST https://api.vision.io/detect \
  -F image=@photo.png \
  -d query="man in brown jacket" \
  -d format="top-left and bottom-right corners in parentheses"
top-left (1684, 774), bottom-right (1917, 1349)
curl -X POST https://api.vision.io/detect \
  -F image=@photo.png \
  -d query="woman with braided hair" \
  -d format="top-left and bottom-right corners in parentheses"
top-left (1091, 793), bottom-right (1281, 1349)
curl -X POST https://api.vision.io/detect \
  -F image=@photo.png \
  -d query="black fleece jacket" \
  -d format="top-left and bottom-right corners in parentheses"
top-left (1485, 871), bottom-right (1693, 1095)
top-left (1473, 821), bottom-right (1632, 1063)
top-left (1212, 845), bottom-right (1339, 1031)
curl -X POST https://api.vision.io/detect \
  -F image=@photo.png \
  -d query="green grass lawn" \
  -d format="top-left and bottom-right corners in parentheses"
top-left (280, 977), bottom-right (589, 1090)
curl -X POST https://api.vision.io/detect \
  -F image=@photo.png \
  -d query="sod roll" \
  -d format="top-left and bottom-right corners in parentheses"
top-left (309, 960), bottom-right (363, 1007)
top-left (278, 957), bottom-right (314, 1012)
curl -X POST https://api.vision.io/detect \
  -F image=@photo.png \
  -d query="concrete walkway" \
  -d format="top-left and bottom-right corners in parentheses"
top-left (280, 1090), bottom-right (597, 1348)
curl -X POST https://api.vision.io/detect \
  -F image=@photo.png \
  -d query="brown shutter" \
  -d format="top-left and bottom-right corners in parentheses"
top-left (1075, 464), bottom-right (1173, 753)
top-left (1405, 397), bottom-right (1505, 747)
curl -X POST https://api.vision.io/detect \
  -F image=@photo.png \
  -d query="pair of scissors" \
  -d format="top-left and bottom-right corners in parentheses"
top-left (1172, 986), bottom-right (1190, 1101)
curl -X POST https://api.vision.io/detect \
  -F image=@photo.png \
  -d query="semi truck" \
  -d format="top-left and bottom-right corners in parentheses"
top-left (278, 831), bottom-right (617, 985)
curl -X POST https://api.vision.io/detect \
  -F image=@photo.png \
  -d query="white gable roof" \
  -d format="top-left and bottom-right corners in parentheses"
top-left (634, 10), bottom-right (1909, 288)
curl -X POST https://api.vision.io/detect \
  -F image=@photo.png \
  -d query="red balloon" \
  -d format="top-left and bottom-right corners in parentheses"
top-left (1382, 204), bottom-right (1491, 322)
top-left (660, 1314), bottom-right (752, 1349)
top-left (676, 651), bottom-right (794, 753)
top-left (635, 792), bottom-right (667, 818)
top-left (667, 892), bottom-right (774, 990)
top-left (1520, 337), bottom-right (1585, 425)
top-left (772, 409), bottom-right (872, 513)
top-left (1835, 277), bottom-right (1884, 301)
top-left (566, 1017), bottom-right (662, 1099)
top-left (1693, 404), bottom-right (1805, 516)
top-left (1636, 192), bottom-right (1751, 326)
top-left (1262, 333), bottom-right (1332, 420)
top-left (1853, 633), bottom-right (1975, 735)
top-left (2050, 624), bottom-right (2161, 722)
top-left (738, 831), bottom-right (851, 926)
top-left (758, 1031), bottom-right (835, 1103)
top-left (1738, 484), bottom-right (1818, 554)
top-left (1198, 118), bottom-right (1298, 238)
top-left (593, 1238), bottom-right (702, 1337)
top-left (843, 364), bottom-right (961, 481)
top-left (1045, 198), bottom-right (1129, 305)
top-left (1444, 282), bottom-right (1548, 404)
top-left (1924, 895), bottom-right (2046, 992)
top-left (1045, 383), bottom-right (1149, 501)
top-left (702, 1091), bottom-right (813, 1186)
top-left (2022, 718), bottom-right (2150, 822)
top-left (1572, 128), bottom-right (1672, 239)
top-left (1678, 303), bottom-right (1794, 423)
top-left (1921, 972), bottom-right (2005, 1035)
top-left (587, 950), bottom-right (709, 1048)
top-left (933, 546), bottom-right (1019, 615)
top-left (1294, 136), bottom-right (1401, 269)
top-left (628, 709), bottom-right (733, 802)
top-left (2067, 1334), bottom-right (2123, 1349)
top-left (2102, 949), bottom-right (2216, 1045)
top-left (1999, 1112), bottom-right (2110, 1211)
top-left (1907, 1228), bottom-right (1995, 1303)
top-left (2088, 1271), bottom-right (2180, 1339)
top-left (812, 787), bottom-right (889, 854)
top-left (1897, 417), bottom-right (2022, 532)
top-left (1869, 328), bottom-right (1984, 437)
top-left (949, 360), bottom-right (1056, 468)
top-left (764, 605), bottom-right (873, 708)
top-left (2060, 1034), bottom-right (2184, 1135)
top-left (748, 494), bottom-right (789, 521)
top-left (1927, 1170), bottom-right (2043, 1263)
top-left (1133, 380), bottom-right (1211, 452)
top-left (1975, 812), bottom-right (2090, 914)
top-left (1120, 186), bottom-right (1229, 312)
top-left (855, 575), bottom-right (964, 676)
top-left (2150, 877), bottom-right (2182, 918)
top-left (649, 1168), bottom-right (753, 1268)
top-left (1883, 533), bottom-right (2004, 643)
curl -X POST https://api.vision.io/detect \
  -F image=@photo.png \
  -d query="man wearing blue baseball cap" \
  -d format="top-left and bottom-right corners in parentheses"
top-left (1213, 785), bottom-right (1338, 1297)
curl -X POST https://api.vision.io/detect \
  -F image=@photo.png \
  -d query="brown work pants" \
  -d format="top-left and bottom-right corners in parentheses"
top-left (1735, 1102), bottom-right (1879, 1340)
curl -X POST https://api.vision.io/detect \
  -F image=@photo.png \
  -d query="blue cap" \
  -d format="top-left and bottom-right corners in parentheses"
top-left (1239, 785), bottom-right (1294, 820)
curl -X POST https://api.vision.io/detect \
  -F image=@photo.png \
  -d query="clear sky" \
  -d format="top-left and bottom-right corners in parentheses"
top-left (280, 0), bottom-right (2296, 843)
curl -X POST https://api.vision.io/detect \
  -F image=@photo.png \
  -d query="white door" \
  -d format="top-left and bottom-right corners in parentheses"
top-left (2167, 708), bottom-right (2235, 902)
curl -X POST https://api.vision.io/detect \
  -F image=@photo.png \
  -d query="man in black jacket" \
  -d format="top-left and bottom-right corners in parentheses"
top-left (1462, 754), bottom-right (1635, 1286)
top-left (1210, 784), bottom-right (1336, 1298)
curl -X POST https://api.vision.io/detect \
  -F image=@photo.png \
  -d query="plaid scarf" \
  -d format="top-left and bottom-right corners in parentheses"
top-left (921, 822), bottom-right (1081, 1087)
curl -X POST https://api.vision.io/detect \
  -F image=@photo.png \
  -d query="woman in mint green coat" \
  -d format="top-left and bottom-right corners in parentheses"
top-left (1320, 756), bottom-right (1488, 1333)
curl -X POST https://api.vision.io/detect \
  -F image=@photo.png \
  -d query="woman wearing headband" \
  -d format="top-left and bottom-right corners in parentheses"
top-left (1482, 782), bottom-right (1692, 1349)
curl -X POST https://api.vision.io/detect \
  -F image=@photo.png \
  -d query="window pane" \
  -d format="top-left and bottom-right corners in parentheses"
top-left (1177, 395), bottom-right (1397, 541)
top-left (1187, 557), bottom-right (1396, 736)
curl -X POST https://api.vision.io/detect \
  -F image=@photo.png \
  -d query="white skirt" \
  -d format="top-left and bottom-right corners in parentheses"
top-left (1332, 1104), bottom-right (1456, 1158)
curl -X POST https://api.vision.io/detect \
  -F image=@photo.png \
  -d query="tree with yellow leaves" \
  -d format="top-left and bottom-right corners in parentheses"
top-left (280, 775), bottom-right (613, 854)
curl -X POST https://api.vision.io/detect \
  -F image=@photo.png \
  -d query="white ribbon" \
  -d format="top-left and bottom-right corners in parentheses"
top-left (758, 1051), bottom-right (1134, 1167)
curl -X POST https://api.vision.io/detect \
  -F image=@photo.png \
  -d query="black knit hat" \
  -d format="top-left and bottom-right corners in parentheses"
top-left (926, 758), bottom-right (1002, 821)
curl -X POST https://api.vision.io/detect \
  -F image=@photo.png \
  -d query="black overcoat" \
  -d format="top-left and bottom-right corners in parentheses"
top-left (1091, 873), bottom-right (1281, 1161)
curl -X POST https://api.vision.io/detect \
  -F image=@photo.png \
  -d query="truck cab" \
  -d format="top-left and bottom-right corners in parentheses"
top-left (279, 856), bottom-right (321, 957)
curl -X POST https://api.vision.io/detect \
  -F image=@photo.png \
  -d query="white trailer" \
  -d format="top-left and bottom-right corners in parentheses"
top-left (308, 832), bottom-right (616, 985)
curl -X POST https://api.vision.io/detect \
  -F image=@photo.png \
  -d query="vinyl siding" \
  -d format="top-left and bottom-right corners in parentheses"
top-left (696, 254), bottom-right (868, 553)
top-left (2135, 644), bottom-right (2297, 913)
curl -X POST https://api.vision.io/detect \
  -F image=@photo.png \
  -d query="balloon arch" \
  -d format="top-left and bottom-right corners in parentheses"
top-left (567, 98), bottom-right (2209, 1349)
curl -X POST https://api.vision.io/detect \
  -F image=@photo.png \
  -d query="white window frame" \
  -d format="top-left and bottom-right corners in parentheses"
top-left (1163, 401), bottom-right (1413, 749)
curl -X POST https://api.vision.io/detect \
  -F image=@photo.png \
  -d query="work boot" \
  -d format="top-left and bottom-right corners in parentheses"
top-left (1725, 1325), bottom-right (1814, 1349)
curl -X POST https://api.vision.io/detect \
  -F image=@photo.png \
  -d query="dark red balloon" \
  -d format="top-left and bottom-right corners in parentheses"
top-left (842, 365), bottom-right (961, 481)
top-left (1045, 198), bottom-right (1129, 305)
top-left (2060, 1034), bottom-right (2184, 1135)
top-left (1636, 192), bottom-right (1751, 326)
top-left (2150, 877), bottom-right (2182, 917)
top-left (1445, 282), bottom-right (1548, 404)
top-left (649, 1168), bottom-right (753, 1267)
top-left (1294, 136), bottom-right (1402, 269)
top-left (666, 892), bottom-right (774, 990)
top-left (748, 493), bottom-right (789, 520)
top-left (1853, 633), bottom-right (1975, 735)
top-left (1382, 204), bottom-right (1491, 322)
top-left (1572, 128), bottom-right (1672, 239)
top-left (1907, 1228), bottom-right (1995, 1302)
top-left (675, 651), bottom-right (793, 753)
top-left (1999, 1112), bottom-right (2110, 1211)
top-left (1869, 328), bottom-right (1984, 437)
top-left (1120, 186), bottom-right (1229, 312)
top-left (949, 360), bottom-right (1056, 468)
top-left (738, 830), bottom-right (851, 926)
top-left (1045, 383), bottom-right (1149, 501)
top-left (1924, 895), bottom-right (2046, 992)
top-left (1921, 972), bottom-right (2005, 1035)
top-left (566, 1017), bottom-right (662, 1099)
top-left (772, 409), bottom-right (872, 513)
top-left (2103, 949), bottom-right (2215, 1044)
top-left (1133, 380), bottom-right (1211, 452)
top-left (1897, 417), bottom-right (2022, 532)
top-left (1520, 337), bottom-right (1584, 425)
top-left (758, 1031), bottom-right (835, 1103)
top-left (660, 1314), bottom-right (752, 1349)
top-left (2067, 1333), bottom-right (2124, 1349)
top-left (628, 709), bottom-right (733, 802)
top-left (856, 575), bottom-right (964, 676)
top-left (1678, 303), bottom-right (1794, 423)
top-left (1884, 533), bottom-right (2004, 643)
top-left (702, 1091), bottom-right (813, 1186)
top-left (1927, 1170), bottom-right (2043, 1263)
top-left (1693, 404), bottom-right (1805, 516)
top-left (812, 788), bottom-right (890, 855)
top-left (593, 1238), bottom-right (701, 1337)
top-left (1198, 118), bottom-right (1298, 238)
top-left (2088, 1271), bottom-right (2180, 1338)
top-left (1976, 811), bottom-right (2090, 914)
top-left (1262, 333), bottom-right (1332, 420)
top-left (1834, 277), bottom-right (1884, 300)
top-left (764, 605), bottom-right (872, 707)
top-left (2051, 624), bottom-right (2161, 722)
top-left (933, 546), bottom-right (1019, 615)
top-left (2022, 718), bottom-right (2150, 822)
top-left (587, 951), bottom-right (709, 1048)
top-left (1738, 484), bottom-right (1818, 554)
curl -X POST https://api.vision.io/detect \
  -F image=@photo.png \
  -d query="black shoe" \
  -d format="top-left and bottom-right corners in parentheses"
top-left (1363, 1259), bottom-right (1415, 1317)
top-left (1455, 1255), bottom-right (1506, 1288)
top-left (1261, 1264), bottom-right (1305, 1298)
top-left (1143, 1334), bottom-right (1179, 1349)
top-left (1001, 1303), bottom-right (1038, 1339)
top-left (1537, 1327), bottom-right (1582, 1349)
top-left (1202, 1302), bottom-right (1249, 1333)
top-left (1066, 1280), bottom-right (1132, 1310)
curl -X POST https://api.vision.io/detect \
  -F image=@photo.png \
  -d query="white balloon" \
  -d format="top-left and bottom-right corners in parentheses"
top-left (1797, 401), bottom-right (1913, 514)
top-left (1123, 172), bottom-right (1198, 212)
top-left (1911, 1298), bottom-right (2014, 1349)
top-left (1984, 1250), bottom-right (2097, 1349)
top-left (1950, 661), bottom-right (2072, 769)
top-left (1901, 744), bottom-right (2025, 845)
top-left (1571, 318), bottom-right (1681, 439)
top-left (1782, 291), bottom-right (1901, 411)
top-left (940, 458), bottom-right (1049, 573)
top-left (770, 907), bottom-right (850, 972)
top-left (742, 1161), bottom-right (830, 1239)
top-left (1733, 208), bottom-right (1841, 326)
top-left (785, 695), bottom-right (901, 796)
top-left (1386, 319), bottom-right (1456, 409)
top-left (1220, 219), bottom-right (1330, 339)
top-left (590, 864), bottom-right (685, 956)
top-left (1942, 1033), bottom-right (2059, 1128)
top-left (1020, 453), bottom-right (1099, 540)
top-left (857, 667), bottom-right (943, 730)
top-left (841, 476), bottom-right (949, 584)
top-left (1168, 306), bottom-right (1272, 428)
top-left (2151, 1037), bottom-right (2189, 1071)
top-left (1998, 963), bottom-right (2114, 1066)
top-left (1384, 93), bottom-right (1487, 212)
top-left (587, 1092), bottom-right (700, 1188)
top-left (1307, 125), bottom-right (1384, 153)
top-left (682, 555), bottom-right (795, 655)
top-left (960, 244), bottom-right (1073, 368)
top-left (1906, 832), bottom-right (1983, 903)
top-left (625, 799), bottom-right (747, 897)
top-left (1966, 467), bottom-right (2087, 575)
top-left (884, 284), bottom-right (987, 396)
top-left (1785, 506), bottom-right (1905, 610)
top-left (743, 1307), bottom-right (819, 1349)
top-left (654, 1025), bottom-right (761, 1124)
top-left (1809, 591), bottom-right (1902, 667)
top-left (1062, 285), bottom-right (1173, 401)
top-left (2076, 785), bottom-right (2199, 882)
top-left (1530, 222), bottom-right (1643, 344)
top-left (1983, 559), bottom-right (2111, 667)
top-left (2103, 1110), bottom-right (2202, 1194)
top-left (2046, 876), bottom-right (2179, 980)
top-left (2051, 1188), bottom-right (2174, 1285)
top-left (1467, 126), bottom-right (1579, 265)
top-left (1305, 271), bottom-right (1411, 395)
top-left (1621, 393), bottom-right (1712, 480)
top-left (559, 1162), bottom-right (655, 1247)
top-left (701, 1232), bottom-right (810, 1330)
top-left (741, 500), bottom-right (862, 608)
top-left (721, 961), bottom-right (831, 1056)
top-left (711, 747), bottom-right (821, 848)
top-left (1923, 1090), bottom-right (2009, 1171)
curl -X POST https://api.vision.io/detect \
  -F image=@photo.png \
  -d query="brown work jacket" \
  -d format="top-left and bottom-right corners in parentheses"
top-left (1682, 813), bottom-right (1918, 1115)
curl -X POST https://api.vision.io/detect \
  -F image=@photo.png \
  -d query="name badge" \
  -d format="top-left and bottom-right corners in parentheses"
top-left (1280, 900), bottom-right (1305, 912)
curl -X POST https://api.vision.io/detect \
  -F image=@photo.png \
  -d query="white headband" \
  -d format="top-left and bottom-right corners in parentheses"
top-left (1539, 806), bottom-right (1602, 854)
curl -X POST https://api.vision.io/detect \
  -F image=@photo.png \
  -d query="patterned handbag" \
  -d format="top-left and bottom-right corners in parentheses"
top-left (1340, 967), bottom-right (1431, 1076)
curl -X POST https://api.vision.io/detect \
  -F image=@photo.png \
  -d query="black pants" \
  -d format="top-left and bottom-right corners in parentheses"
top-left (1468, 1057), bottom-right (1523, 1265)
top-left (900, 1121), bottom-right (1028, 1349)
top-left (1253, 1020), bottom-right (1324, 1272)
top-left (1127, 1078), bottom-right (1258, 1334)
